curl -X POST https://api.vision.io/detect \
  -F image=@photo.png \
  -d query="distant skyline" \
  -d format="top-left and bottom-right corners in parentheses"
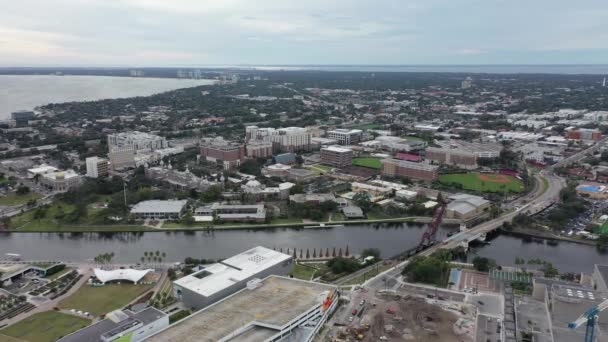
top-left (2, 0), bottom-right (608, 66)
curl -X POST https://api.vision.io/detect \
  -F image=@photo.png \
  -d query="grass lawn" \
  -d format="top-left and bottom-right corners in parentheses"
top-left (402, 135), bottom-right (424, 142)
top-left (0, 311), bottom-right (90, 342)
top-left (352, 157), bottom-right (382, 169)
top-left (290, 263), bottom-right (317, 281)
top-left (0, 192), bottom-right (42, 206)
top-left (438, 173), bottom-right (525, 193)
top-left (343, 263), bottom-right (394, 285)
top-left (59, 284), bottom-right (152, 316)
top-left (599, 221), bottom-right (608, 235)
top-left (270, 217), bottom-right (303, 225)
top-left (9, 202), bottom-right (76, 230)
top-left (45, 267), bottom-right (74, 281)
top-left (306, 164), bottom-right (333, 175)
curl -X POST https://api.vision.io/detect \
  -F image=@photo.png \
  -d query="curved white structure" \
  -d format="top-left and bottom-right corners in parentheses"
top-left (93, 268), bottom-right (153, 284)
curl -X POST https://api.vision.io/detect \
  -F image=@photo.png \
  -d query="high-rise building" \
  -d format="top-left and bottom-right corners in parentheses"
top-left (461, 76), bottom-right (473, 89)
top-left (85, 157), bottom-right (109, 178)
top-left (246, 140), bottom-right (273, 158)
top-left (327, 129), bottom-right (363, 145)
top-left (381, 159), bottom-right (438, 181)
top-left (320, 146), bottom-right (353, 168)
top-left (107, 131), bottom-right (168, 153)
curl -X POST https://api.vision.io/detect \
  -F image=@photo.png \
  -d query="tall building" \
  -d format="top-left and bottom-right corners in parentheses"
top-left (85, 157), bottom-right (109, 178)
top-left (107, 131), bottom-right (168, 153)
top-left (108, 147), bottom-right (136, 171)
top-left (200, 137), bottom-right (245, 170)
top-left (381, 159), bottom-right (438, 181)
top-left (320, 146), bottom-right (353, 168)
top-left (327, 129), bottom-right (363, 145)
top-left (461, 76), bottom-right (473, 89)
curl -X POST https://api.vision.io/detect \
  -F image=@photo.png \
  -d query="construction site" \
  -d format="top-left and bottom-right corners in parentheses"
top-left (329, 290), bottom-right (475, 342)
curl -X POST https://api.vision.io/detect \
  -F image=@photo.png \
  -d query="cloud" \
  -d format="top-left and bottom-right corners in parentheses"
top-left (1, 0), bottom-right (608, 65)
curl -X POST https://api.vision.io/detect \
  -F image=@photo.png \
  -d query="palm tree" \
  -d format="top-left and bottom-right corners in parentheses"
top-left (140, 257), bottom-right (144, 263)
top-left (161, 252), bottom-right (166, 258)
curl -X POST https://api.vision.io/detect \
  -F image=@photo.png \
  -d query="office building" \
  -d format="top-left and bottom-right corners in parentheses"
top-left (59, 308), bottom-right (168, 342)
top-left (39, 170), bottom-right (82, 192)
top-left (381, 159), bottom-right (438, 181)
top-left (107, 131), bottom-right (168, 153)
top-left (172, 247), bottom-right (292, 310)
top-left (108, 147), bottom-right (136, 171)
top-left (130, 200), bottom-right (189, 220)
top-left (320, 146), bottom-right (353, 168)
top-left (27, 164), bottom-right (59, 178)
top-left (200, 137), bottom-right (245, 170)
top-left (327, 128), bottom-right (363, 145)
top-left (145, 165), bottom-right (220, 192)
top-left (374, 136), bottom-right (426, 152)
top-left (85, 156), bottom-right (109, 178)
top-left (566, 128), bottom-right (603, 141)
top-left (461, 76), bottom-right (473, 89)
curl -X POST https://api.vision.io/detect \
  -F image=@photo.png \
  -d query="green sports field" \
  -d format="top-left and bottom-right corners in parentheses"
top-left (352, 157), bottom-right (382, 169)
top-left (438, 173), bottom-right (524, 193)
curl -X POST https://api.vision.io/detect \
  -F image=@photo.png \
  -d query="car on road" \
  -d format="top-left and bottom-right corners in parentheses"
top-left (348, 316), bottom-right (354, 322)
top-left (352, 309), bottom-right (358, 315)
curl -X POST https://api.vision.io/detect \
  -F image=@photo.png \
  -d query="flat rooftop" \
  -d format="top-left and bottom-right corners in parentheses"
top-left (130, 200), bottom-right (188, 214)
top-left (173, 246), bottom-right (291, 297)
top-left (148, 276), bottom-right (335, 342)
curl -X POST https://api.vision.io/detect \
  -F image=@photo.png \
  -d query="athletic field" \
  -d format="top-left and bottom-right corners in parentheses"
top-left (439, 173), bottom-right (524, 193)
top-left (352, 157), bottom-right (382, 169)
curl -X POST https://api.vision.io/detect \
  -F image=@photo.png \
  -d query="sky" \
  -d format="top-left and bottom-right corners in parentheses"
top-left (2, 0), bottom-right (608, 66)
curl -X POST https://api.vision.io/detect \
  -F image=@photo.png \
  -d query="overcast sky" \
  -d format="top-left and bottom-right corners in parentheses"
top-left (2, 0), bottom-right (608, 66)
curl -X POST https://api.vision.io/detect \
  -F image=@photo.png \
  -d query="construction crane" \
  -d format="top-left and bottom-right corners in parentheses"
top-left (568, 299), bottom-right (608, 342)
top-left (416, 193), bottom-right (447, 250)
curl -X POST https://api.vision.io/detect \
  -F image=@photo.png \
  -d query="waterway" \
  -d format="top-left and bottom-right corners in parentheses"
top-left (0, 224), bottom-right (605, 274)
top-left (0, 75), bottom-right (215, 119)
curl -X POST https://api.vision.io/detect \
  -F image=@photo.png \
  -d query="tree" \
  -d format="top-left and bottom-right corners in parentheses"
top-left (16, 185), bottom-right (30, 195)
top-left (289, 183), bottom-right (304, 195)
top-left (361, 248), bottom-right (381, 260)
top-left (402, 255), bottom-right (449, 286)
top-left (353, 192), bottom-right (372, 212)
top-left (472, 256), bottom-right (495, 272)
top-left (327, 257), bottom-right (360, 274)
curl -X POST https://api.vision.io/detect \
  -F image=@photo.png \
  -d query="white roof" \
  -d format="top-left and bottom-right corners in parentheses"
top-left (322, 145), bottom-right (352, 153)
top-left (28, 164), bottom-right (58, 175)
top-left (130, 200), bottom-right (188, 214)
top-left (42, 169), bottom-right (80, 180)
top-left (174, 246), bottom-right (291, 297)
top-left (94, 268), bottom-right (153, 283)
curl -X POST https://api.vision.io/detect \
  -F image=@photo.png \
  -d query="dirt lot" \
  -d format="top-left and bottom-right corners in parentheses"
top-left (333, 293), bottom-right (474, 342)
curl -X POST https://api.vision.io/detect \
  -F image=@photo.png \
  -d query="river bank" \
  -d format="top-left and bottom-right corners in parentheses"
top-left (500, 226), bottom-right (599, 247)
top-left (7, 216), bottom-right (460, 233)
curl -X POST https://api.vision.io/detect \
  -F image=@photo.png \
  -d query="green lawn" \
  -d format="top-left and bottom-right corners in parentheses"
top-left (352, 157), bottom-right (382, 169)
top-left (0, 311), bottom-right (90, 342)
top-left (59, 284), bottom-right (152, 316)
top-left (599, 221), bottom-right (608, 235)
top-left (402, 135), bottom-right (424, 142)
top-left (438, 173), bottom-right (525, 193)
top-left (290, 263), bottom-right (317, 281)
top-left (306, 164), bottom-right (333, 175)
top-left (0, 192), bottom-right (42, 206)
top-left (270, 217), bottom-right (303, 225)
top-left (9, 202), bottom-right (76, 230)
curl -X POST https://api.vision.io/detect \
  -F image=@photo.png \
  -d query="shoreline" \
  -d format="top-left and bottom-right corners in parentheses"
top-left (499, 227), bottom-right (599, 246)
top-left (5, 216), bottom-right (462, 233)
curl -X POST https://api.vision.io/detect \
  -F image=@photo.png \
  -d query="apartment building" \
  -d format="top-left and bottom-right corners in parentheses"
top-left (107, 131), bottom-right (168, 153)
top-left (200, 137), bottom-right (245, 170)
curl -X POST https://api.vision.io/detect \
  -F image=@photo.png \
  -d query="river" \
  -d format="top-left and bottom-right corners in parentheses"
top-left (0, 75), bottom-right (215, 119)
top-left (0, 224), bottom-right (604, 274)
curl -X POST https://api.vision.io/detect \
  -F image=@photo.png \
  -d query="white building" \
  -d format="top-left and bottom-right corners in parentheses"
top-left (130, 200), bottom-right (189, 220)
top-left (246, 126), bottom-right (312, 152)
top-left (107, 131), bottom-right (168, 153)
top-left (85, 156), bottom-right (108, 178)
top-left (39, 170), bottom-right (82, 192)
top-left (27, 164), bottom-right (58, 178)
top-left (327, 129), bottom-right (363, 145)
top-left (172, 246), bottom-right (293, 310)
